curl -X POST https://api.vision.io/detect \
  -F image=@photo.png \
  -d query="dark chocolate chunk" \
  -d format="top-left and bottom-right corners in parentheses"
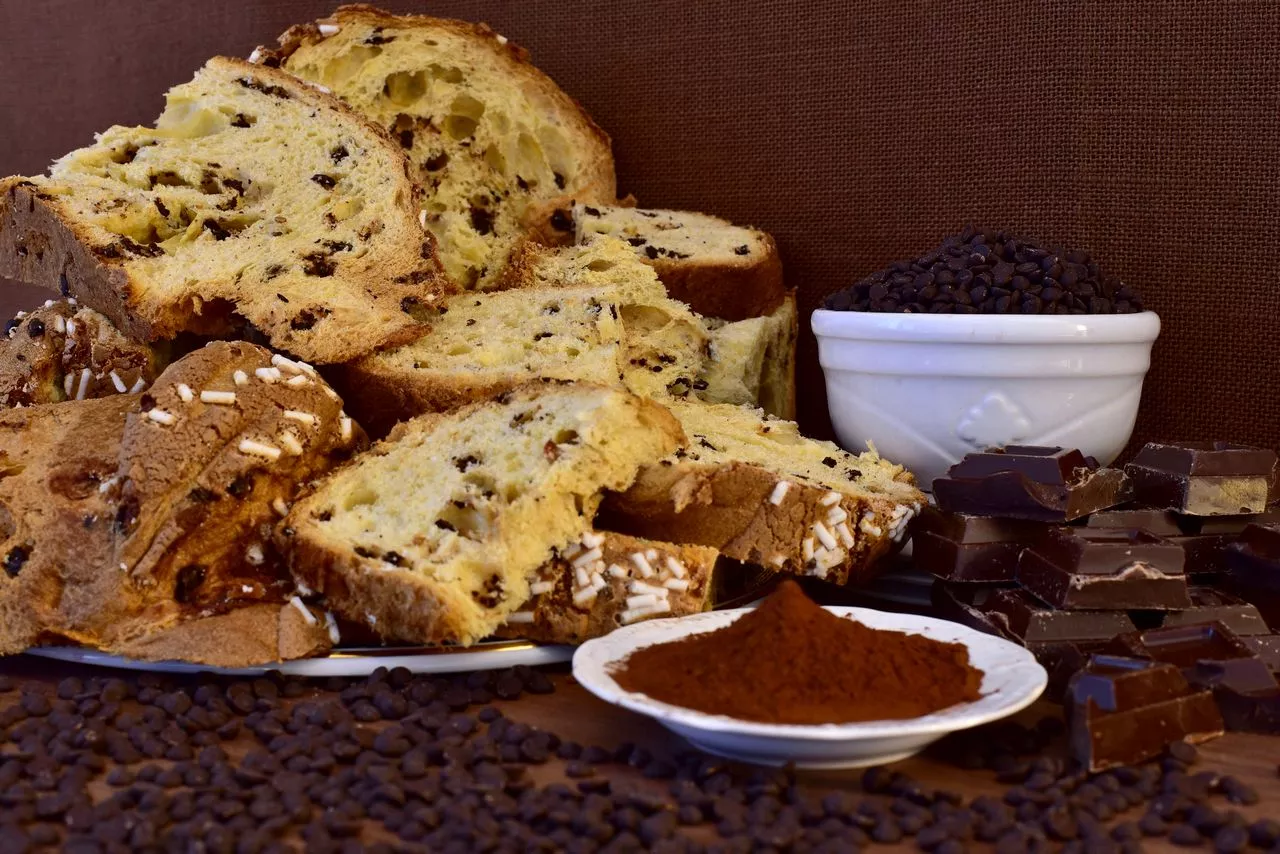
top-left (934, 446), bottom-right (1132, 522)
top-left (1243, 635), bottom-right (1280, 671)
top-left (1087, 507), bottom-right (1184, 536)
top-left (981, 588), bottom-right (1137, 643)
top-left (1189, 657), bottom-right (1280, 734)
top-left (1033, 527), bottom-right (1185, 576)
top-left (1017, 548), bottom-right (1191, 611)
top-left (913, 531), bottom-right (1026, 582)
top-left (1066, 656), bottom-right (1224, 771)
top-left (1108, 622), bottom-right (1258, 670)
top-left (1126, 442), bottom-right (1277, 516)
top-left (1153, 588), bottom-right (1271, 636)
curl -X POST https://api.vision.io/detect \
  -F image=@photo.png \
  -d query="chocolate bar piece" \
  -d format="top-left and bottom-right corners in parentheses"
top-left (1245, 635), bottom-right (1280, 671)
top-left (1033, 527), bottom-right (1185, 576)
top-left (1154, 587), bottom-right (1271, 636)
top-left (912, 509), bottom-right (1045, 582)
top-left (929, 584), bottom-right (1011, 638)
top-left (1067, 655), bottom-right (1224, 771)
top-left (914, 532), bottom-right (1026, 582)
top-left (933, 446), bottom-right (1132, 522)
top-left (1188, 657), bottom-right (1280, 734)
top-left (913, 508), bottom-right (1045, 543)
top-left (1031, 642), bottom-right (1094, 704)
top-left (1125, 442), bottom-right (1277, 516)
top-left (1182, 508), bottom-right (1280, 535)
top-left (1226, 523), bottom-right (1280, 595)
top-left (1108, 622), bottom-right (1257, 670)
top-left (1086, 507), bottom-right (1184, 536)
top-left (982, 588), bottom-right (1137, 644)
top-left (1016, 529), bottom-right (1190, 611)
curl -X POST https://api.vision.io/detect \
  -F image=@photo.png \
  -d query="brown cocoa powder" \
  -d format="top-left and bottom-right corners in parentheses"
top-left (612, 579), bottom-right (983, 724)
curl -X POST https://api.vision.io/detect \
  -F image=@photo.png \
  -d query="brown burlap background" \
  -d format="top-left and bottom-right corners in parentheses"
top-left (2, 1), bottom-right (1277, 451)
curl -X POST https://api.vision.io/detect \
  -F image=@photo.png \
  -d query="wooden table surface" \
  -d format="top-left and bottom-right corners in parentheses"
top-left (2, 656), bottom-right (1274, 852)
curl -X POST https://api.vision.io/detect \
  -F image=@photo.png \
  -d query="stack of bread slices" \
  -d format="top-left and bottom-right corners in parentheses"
top-left (0, 5), bottom-right (923, 664)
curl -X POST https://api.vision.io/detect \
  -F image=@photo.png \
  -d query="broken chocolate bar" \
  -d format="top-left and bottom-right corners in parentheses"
top-left (982, 588), bottom-right (1137, 644)
top-left (1245, 635), bottom-right (1280, 671)
top-left (933, 446), bottom-right (1132, 522)
top-left (1125, 442), bottom-right (1277, 516)
top-left (1108, 621), bottom-right (1257, 670)
top-left (1016, 528), bottom-right (1190, 610)
top-left (1067, 655), bottom-right (1224, 771)
top-left (914, 532), bottom-right (1026, 582)
top-left (1034, 527), bottom-right (1185, 576)
top-left (912, 509), bottom-right (1044, 582)
top-left (1018, 550), bottom-right (1191, 610)
top-left (1031, 642), bottom-right (1095, 704)
top-left (1086, 507), bottom-right (1183, 536)
top-left (929, 584), bottom-right (1011, 638)
top-left (1153, 587), bottom-right (1272, 636)
top-left (1188, 656), bottom-right (1280, 734)
top-left (1225, 523), bottom-right (1280, 595)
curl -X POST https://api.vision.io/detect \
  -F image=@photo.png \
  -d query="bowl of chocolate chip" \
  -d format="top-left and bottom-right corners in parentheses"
top-left (813, 227), bottom-right (1160, 489)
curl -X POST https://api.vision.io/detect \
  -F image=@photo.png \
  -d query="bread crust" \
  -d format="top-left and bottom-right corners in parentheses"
top-left (260, 6), bottom-right (615, 201)
top-left (0, 300), bottom-right (165, 407)
top-left (0, 58), bottom-right (452, 364)
top-left (329, 356), bottom-right (554, 439)
top-left (600, 460), bottom-right (920, 587)
top-left (108, 602), bottom-right (332, 667)
top-left (0, 376), bottom-right (344, 665)
top-left (0, 395), bottom-right (132, 654)
top-left (650, 230), bottom-right (786, 322)
top-left (113, 341), bottom-right (365, 623)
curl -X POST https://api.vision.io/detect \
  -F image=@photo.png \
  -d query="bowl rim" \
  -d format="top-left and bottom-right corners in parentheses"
top-left (811, 308), bottom-right (1161, 344)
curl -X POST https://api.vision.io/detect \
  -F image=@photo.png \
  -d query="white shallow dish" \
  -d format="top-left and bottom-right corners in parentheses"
top-left (26, 639), bottom-right (573, 677)
top-left (574, 606), bottom-right (1046, 769)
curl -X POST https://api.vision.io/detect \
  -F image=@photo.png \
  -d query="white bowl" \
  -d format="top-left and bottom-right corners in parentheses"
top-left (811, 310), bottom-right (1161, 489)
top-left (573, 606), bottom-right (1047, 769)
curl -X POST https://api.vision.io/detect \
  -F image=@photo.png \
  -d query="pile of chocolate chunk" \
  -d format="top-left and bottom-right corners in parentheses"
top-left (915, 442), bottom-right (1279, 771)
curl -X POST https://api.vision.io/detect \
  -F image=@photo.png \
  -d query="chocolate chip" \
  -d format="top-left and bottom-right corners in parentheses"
top-left (470, 207), bottom-right (494, 236)
top-left (173, 564), bottom-right (206, 604)
top-left (4, 545), bottom-right (29, 577)
top-left (549, 209), bottom-right (572, 231)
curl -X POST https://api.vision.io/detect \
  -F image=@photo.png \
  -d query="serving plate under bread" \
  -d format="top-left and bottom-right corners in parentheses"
top-left (26, 638), bottom-right (575, 676)
top-left (24, 564), bottom-right (781, 676)
top-left (573, 605), bottom-right (1047, 768)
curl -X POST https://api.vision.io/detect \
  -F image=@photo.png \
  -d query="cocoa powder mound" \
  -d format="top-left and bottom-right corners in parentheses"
top-left (612, 580), bottom-right (983, 724)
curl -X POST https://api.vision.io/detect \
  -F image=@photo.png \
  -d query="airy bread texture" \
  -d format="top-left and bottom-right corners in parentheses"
top-left (0, 56), bottom-right (448, 364)
top-left (1, 299), bottom-right (166, 407)
top-left (501, 237), bottom-right (709, 397)
top-left (699, 292), bottom-right (797, 419)
top-left (259, 5), bottom-right (615, 290)
top-left (0, 388), bottom-right (335, 666)
top-left (336, 237), bottom-right (708, 435)
top-left (570, 204), bottom-right (786, 321)
top-left (281, 382), bottom-right (683, 644)
top-left (600, 401), bottom-right (926, 586)
top-left (497, 530), bottom-right (717, 643)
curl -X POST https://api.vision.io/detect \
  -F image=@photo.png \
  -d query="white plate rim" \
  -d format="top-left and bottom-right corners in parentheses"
top-left (573, 605), bottom-right (1047, 741)
top-left (25, 640), bottom-right (574, 676)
